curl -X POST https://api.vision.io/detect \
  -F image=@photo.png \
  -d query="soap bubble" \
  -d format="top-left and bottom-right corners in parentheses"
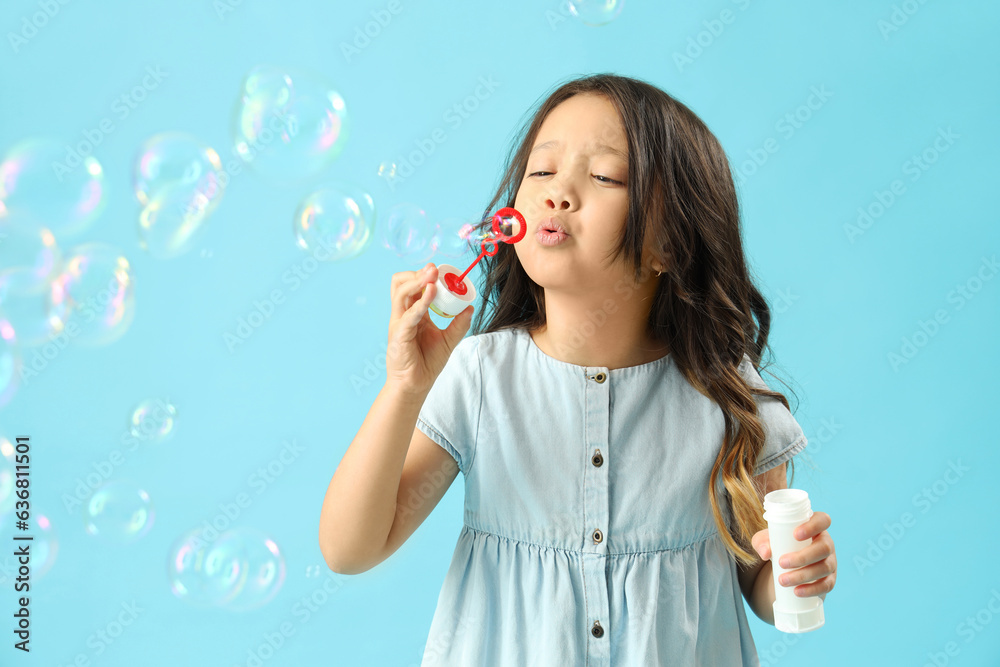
top-left (0, 206), bottom-right (61, 292)
top-left (83, 480), bottom-right (155, 543)
top-left (376, 161), bottom-right (397, 181)
top-left (0, 282), bottom-right (61, 348)
top-left (0, 324), bottom-right (19, 408)
top-left (168, 528), bottom-right (244, 608)
top-left (382, 203), bottom-right (439, 263)
top-left (433, 218), bottom-right (478, 259)
top-left (211, 528), bottom-right (287, 612)
top-left (293, 183), bottom-right (374, 261)
top-left (0, 137), bottom-right (106, 239)
top-left (233, 65), bottom-right (349, 183)
top-left (568, 0), bottom-right (625, 26)
top-left (129, 398), bottom-right (177, 442)
top-left (138, 180), bottom-right (214, 259)
top-left (49, 243), bottom-right (136, 347)
top-left (133, 131), bottom-right (224, 213)
top-left (168, 526), bottom-right (286, 611)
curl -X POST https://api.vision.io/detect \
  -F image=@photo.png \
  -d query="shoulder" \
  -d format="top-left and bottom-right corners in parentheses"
top-left (460, 328), bottom-right (520, 357)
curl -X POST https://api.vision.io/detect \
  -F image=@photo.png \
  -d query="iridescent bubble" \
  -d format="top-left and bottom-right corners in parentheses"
top-left (0, 206), bottom-right (61, 292)
top-left (83, 480), bottom-right (154, 543)
top-left (0, 319), bottom-right (21, 407)
top-left (138, 180), bottom-right (213, 259)
top-left (210, 528), bottom-right (287, 612)
top-left (376, 161), bottom-right (397, 184)
top-left (568, 0), bottom-right (625, 26)
top-left (168, 528), bottom-right (243, 608)
top-left (293, 184), bottom-right (374, 261)
top-left (49, 243), bottom-right (136, 347)
top-left (0, 137), bottom-right (106, 239)
top-left (433, 217), bottom-right (478, 260)
top-left (382, 203), bottom-right (439, 263)
top-left (128, 398), bottom-right (177, 442)
top-left (133, 132), bottom-right (224, 214)
top-left (233, 65), bottom-right (349, 183)
top-left (0, 283), bottom-right (60, 348)
top-left (0, 512), bottom-right (58, 578)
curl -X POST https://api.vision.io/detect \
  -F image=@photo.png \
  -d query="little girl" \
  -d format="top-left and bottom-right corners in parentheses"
top-left (319, 73), bottom-right (838, 666)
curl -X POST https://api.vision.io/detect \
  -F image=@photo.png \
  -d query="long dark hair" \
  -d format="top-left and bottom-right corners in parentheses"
top-left (463, 73), bottom-right (800, 568)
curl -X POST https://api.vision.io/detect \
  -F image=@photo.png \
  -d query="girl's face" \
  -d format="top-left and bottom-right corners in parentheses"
top-left (513, 93), bottom-right (648, 293)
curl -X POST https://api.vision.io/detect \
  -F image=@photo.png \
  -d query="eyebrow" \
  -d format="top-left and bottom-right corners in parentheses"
top-left (529, 139), bottom-right (627, 161)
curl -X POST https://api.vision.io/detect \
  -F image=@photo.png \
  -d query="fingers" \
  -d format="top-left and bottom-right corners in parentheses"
top-left (777, 555), bottom-right (838, 595)
top-left (776, 532), bottom-right (834, 570)
top-left (795, 512), bottom-right (832, 541)
top-left (391, 263), bottom-right (437, 322)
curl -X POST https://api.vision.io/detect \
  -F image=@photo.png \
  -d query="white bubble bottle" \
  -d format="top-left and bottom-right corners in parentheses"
top-left (763, 488), bottom-right (825, 633)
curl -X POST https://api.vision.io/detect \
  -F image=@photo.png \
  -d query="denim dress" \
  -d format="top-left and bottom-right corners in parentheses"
top-left (415, 326), bottom-right (808, 666)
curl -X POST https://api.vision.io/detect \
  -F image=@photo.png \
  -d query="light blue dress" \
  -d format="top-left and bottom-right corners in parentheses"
top-left (415, 326), bottom-right (808, 666)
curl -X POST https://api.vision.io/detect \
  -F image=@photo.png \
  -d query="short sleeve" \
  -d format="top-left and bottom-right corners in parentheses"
top-left (415, 335), bottom-right (482, 476)
top-left (737, 355), bottom-right (808, 477)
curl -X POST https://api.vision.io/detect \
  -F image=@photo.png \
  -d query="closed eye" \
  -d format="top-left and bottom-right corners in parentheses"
top-left (528, 171), bottom-right (623, 185)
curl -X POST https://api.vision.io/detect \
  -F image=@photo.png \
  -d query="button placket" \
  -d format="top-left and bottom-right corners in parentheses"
top-left (582, 366), bottom-right (611, 664)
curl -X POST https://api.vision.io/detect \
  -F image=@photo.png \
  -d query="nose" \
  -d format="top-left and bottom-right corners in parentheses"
top-left (544, 176), bottom-right (575, 212)
top-left (545, 196), bottom-right (571, 211)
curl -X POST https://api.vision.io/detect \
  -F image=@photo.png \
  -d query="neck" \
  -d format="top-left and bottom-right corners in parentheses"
top-left (529, 283), bottom-right (669, 370)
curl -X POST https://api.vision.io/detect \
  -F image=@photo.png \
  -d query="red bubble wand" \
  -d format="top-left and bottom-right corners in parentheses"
top-left (427, 207), bottom-right (526, 318)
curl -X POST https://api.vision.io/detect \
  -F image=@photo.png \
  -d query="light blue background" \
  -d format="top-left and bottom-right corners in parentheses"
top-left (1, 1), bottom-right (998, 665)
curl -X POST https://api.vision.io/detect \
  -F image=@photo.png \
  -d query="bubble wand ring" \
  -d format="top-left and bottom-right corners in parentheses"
top-left (426, 207), bottom-right (526, 318)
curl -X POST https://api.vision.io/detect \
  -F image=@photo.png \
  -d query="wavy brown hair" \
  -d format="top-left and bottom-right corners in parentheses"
top-left (461, 73), bottom-right (801, 568)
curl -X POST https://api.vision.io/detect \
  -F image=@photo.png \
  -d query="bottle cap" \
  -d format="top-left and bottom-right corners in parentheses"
top-left (428, 263), bottom-right (476, 318)
top-left (773, 598), bottom-right (825, 633)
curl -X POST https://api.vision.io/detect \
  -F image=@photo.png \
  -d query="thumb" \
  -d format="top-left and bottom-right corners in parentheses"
top-left (445, 304), bottom-right (473, 345)
top-left (754, 530), bottom-right (771, 560)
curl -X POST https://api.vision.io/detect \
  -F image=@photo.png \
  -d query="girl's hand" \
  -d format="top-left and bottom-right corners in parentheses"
top-left (751, 511), bottom-right (837, 601)
top-left (386, 262), bottom-right (474, 397)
